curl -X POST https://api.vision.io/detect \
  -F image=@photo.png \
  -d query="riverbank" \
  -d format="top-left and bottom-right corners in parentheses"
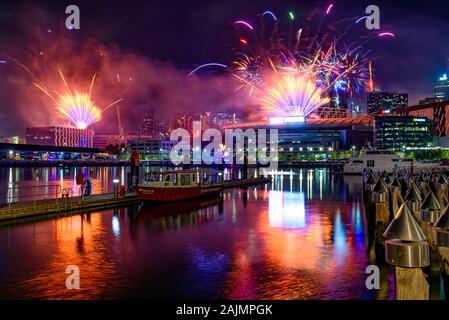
top-left (0, 159), bottom-right (346, 169)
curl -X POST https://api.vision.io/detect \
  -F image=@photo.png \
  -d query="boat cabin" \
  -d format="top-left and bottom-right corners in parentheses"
top-left (141, 169), bottom-right (223, 188)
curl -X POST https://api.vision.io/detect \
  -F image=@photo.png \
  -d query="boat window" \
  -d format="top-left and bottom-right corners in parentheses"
top-left (181, 174), bottom-right (191, 186)
top-left (367, 160), bottom-right (375, 167)
top-left (145, 173), bottom-right (161, 181)
top-left (352, 160), bottom-right (363, 164)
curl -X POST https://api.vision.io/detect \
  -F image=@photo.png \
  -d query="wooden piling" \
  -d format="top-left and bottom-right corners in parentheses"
top-left (375, 202), bottom-right (390, 225)
top-left (439, 247), bottom-right (449, 298)
top-left (394, 267), bottom-right (429, 300)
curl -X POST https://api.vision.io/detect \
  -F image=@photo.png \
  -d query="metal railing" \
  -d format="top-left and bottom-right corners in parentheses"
top-left (0, 184), bottom-right (79, 209)
top-left (0, 183), bottom-right (90, 218)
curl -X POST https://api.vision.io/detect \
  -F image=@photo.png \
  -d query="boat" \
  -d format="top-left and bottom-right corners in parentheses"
top-left (137, 169), bottom-right (224, 202)
top-left (343, 150), bottom-right (439, 175)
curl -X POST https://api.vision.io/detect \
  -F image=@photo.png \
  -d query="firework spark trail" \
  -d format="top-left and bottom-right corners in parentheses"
top-left (1, 52), bottom-right (35, 77)
top-left (369, 61), bottom-right (374, 92)
top-left (188, 63), bottom-right (228, 77)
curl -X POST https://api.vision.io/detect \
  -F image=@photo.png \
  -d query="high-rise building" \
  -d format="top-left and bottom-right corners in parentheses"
top-left (321, 79), bottom-right (350, 118)
top-left (141, 111), bottom-right (154, 138)
top-left (350, 103), bottom-right (362, 118)
top-left (434, 73), bottom-right (449, 101)
top-left (367, 92), bottom-right (408, 114)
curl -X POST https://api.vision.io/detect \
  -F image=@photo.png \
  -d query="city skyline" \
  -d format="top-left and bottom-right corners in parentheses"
top-left (2, 1), bottom-right (449, 305)
top-left (0, 0), bottom-right (448, 136)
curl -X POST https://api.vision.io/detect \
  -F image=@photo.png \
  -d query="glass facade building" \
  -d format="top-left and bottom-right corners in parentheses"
top-left (367, 92), bottom-right (408, 114)
top-left (374, 116), bottom-right (433, 151)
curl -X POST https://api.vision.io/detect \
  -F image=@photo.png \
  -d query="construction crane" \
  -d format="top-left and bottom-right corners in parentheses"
top-left (117, 105), bottom-right (124, 143)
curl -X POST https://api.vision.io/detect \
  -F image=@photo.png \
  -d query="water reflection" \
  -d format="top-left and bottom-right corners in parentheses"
top-left (0, 167), bottom-right (129, 204)
top-left (0, 169), bottom-right (390, 299)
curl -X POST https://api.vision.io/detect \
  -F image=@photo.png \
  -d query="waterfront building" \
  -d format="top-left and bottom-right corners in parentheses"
top-left (0, 142), bottom-right (100, 160)
top-left (127, 139), bottom-right (176, 160)
top-left (367, 91), bottom-right (408, 114)
top-left (374, 115), bottom-right (433, 151)
top-left (93, 134), bottom-right (127, 149)
top-left (26, 126), bottom-right (94, 148)
top-left (395, 100), bottom-right (449, 137)
top-left (0, 136), bottom-right (25, 144)
top-left (222, 117), bottom-right (373, 158)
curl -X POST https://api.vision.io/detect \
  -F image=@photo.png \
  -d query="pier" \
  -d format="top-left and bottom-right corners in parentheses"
top-left (0, 192), bottom-right (140, 222)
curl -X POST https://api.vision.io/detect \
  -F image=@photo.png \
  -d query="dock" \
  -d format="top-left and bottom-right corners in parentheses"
top-left (223, 177), bottom-right (272, 188)
top-left (0, 193), bottom-right (140, 222)
top-left (0, 177), bottom-right (272, 222)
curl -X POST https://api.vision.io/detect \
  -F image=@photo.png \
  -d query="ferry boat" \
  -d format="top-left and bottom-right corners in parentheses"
top-left (137, 169), bottom-right (224, 202)
top-left (343, 150), bottom-right (439, 175)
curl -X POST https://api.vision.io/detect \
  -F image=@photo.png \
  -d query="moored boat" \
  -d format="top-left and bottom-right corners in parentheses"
top-left (137, 169), bottom-right (223, 202)
top-left (343, 150), bottom-right (440, 175)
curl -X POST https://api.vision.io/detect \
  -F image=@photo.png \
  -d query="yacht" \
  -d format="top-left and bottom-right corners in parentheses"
top-left (343, 150), bottom-right (439, 175)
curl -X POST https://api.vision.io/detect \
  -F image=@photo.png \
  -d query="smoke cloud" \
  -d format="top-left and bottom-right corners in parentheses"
top-left (0, 3), bottom-right (248, 136)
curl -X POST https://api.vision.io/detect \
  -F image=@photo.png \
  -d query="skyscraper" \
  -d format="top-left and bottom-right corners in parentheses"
top-left (434, 73), bottom-right (449, 101)
top-left (325, 79), bottom-right (350, 117)
top-left (141, 111), bottom-right (154, 138)
top-left (367, 91), bottom-right (408, 114)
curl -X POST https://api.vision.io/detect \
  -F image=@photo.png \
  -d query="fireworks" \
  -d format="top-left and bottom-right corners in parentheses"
top-left (52, 91), bottom-right (101, 129)
top-left (260, 71), bottom-right (330, 117)
top-left (191, 4), bottom-right (394, 120)
top-left (34, 69), bottom-right (122, 129)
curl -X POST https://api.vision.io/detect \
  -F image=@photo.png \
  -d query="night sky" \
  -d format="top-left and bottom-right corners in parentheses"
top-left (0, 0), bottom-right (448, 135)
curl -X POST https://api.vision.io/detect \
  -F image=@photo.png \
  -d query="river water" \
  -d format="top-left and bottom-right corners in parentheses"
top-left (0, 166), bottom-right (435, 300)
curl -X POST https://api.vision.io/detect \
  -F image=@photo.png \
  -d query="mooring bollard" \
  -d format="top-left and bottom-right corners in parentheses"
top-left (390, 176), bottom-right (400, 198)
top-left (436, 174), bottom-right (448, 208)
top-left (365, 172), bottom-right (376, 191)
top-left (391, 188), bottom-right (404, 220)
top-left (420, 190), bottom-right (442, 247)
top-left (363, 172), bottom-right (377, 205)
top-left (416, 174), bottom-right (429, 197)
top-left (384, 203), bottom-right (430, 300)
top-left (372, 178), bottom-right (390, 225)
top-left (434, 204), bottom-right (449, 297)
top-left (405, 182), bottom-right (422, 221)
